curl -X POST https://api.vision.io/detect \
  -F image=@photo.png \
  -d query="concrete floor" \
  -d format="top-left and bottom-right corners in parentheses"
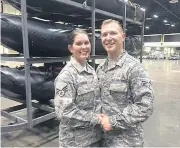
top-left (143, 60), bottom-right (180, 147)
top-left (1, 59), bottom-right (180, 147)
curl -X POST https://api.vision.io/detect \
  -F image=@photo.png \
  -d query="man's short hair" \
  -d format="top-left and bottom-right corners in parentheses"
top-left (101, 19), bottom-right (123, 32)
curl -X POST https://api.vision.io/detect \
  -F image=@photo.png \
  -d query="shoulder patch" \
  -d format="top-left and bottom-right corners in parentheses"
top-left (56, 85), bottom-right (68, 97)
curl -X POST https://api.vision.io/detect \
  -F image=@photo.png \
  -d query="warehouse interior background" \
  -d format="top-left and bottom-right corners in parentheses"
top-left (1, 0), bottom-right (180, 147)
top-left (1, 0), bottom-right (180, 65)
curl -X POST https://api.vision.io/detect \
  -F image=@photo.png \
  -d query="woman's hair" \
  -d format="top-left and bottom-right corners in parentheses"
top-left (68, 28), bottom-right (89, 45)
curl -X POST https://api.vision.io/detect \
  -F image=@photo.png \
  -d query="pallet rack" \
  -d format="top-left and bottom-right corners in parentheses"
top-left (1, 0), bottom-right (145, 132)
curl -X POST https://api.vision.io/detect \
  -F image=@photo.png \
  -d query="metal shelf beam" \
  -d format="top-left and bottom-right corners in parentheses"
top-left (1, 110), bottom-right (27, 123)
top-left (32, 112), bottom-right (55, 126)
top-left (1, 122), bottom-right (27, 133)
top-left (27, 57), bottom-right (70, 64)
top-left (56, 0), bottom-right (142, 25)
top-left (1, 56), bottom-right (25, 62)
top-left (1, 55), bottom-right (107, 63)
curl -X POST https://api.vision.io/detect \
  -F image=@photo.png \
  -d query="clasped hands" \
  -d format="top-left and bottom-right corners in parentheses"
top-left (97, 114), bottom-right (112, 131)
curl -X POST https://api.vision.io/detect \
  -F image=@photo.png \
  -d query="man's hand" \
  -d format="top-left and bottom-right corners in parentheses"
top-left (97, 114), bottom-right (112, 131)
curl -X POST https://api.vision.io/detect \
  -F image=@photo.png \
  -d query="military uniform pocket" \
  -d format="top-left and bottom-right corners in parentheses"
top-left (77, 86), bottom-right (95, 95)
top-left (109, 83), bottom-right (128, 105)
top-left (109, 83), bottom-right (127, 93)
top-left (76, 85), bottom-right (96, 108)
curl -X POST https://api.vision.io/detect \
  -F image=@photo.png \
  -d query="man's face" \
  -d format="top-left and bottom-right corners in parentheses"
top-left (101, 22), bottom-right (125, 55)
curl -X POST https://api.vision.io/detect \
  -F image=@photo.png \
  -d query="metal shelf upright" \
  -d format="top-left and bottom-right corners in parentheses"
top-left (123, 1), bottom-right (127, 50)
top-left (91, 0), bottom-right (96, 68)
top-left (140, 11), bottom-right (145, 63)
top-left (21, 0), bottom-right (33, 129)
top-left (1, 0), bottom-right (56, 133)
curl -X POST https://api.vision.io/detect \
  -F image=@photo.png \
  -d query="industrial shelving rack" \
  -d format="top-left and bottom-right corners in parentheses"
top-left (1, 0), bottom-right (145, 132)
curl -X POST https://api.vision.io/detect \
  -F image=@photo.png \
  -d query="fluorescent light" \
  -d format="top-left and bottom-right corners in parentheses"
top-left (169, 0), bottom-right (178, 3)
top-left (164, 20), bottom-right (168, 23)
top-left (146, 17), bottom-right (152, 20)
top-left (165, 24), bottom-right (170, 26)
top-left (145, 26), bottom-right (150, 29)
top-left (153, 15), bottom-right (158, 18)
top-left (140, 8), bottom-right (146, 11)
top-left (171, 24), bottom-right (175, 27)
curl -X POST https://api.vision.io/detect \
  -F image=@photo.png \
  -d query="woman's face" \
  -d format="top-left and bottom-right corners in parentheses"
top-left (68, 33), bottom-right (91, 64)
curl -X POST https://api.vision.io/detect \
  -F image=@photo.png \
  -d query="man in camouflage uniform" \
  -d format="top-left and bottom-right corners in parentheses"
top-left (96, 19), bottom-right (154, 147)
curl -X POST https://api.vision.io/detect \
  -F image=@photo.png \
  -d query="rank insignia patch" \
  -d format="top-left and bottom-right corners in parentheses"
top-left (56, 85), bottom-right (68, 97)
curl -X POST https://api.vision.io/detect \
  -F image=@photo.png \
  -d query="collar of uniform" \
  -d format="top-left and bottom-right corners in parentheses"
top-left (101, 51), bottom-right (127, 72)
top-left (70, 56), bottom-right (93, 74)
top-left (116, 51), bottom-right (127, 67)
top-left (107, 51), bottom-right (127, 68)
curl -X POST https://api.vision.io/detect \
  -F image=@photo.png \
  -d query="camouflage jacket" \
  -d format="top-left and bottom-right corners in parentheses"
top-left (96, 52), bottom-right (154, 147)
top-left (54, 57), bottom-right (102, 147)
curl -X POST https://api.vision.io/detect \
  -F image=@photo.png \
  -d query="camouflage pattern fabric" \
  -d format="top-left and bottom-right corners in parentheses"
top-left (96, 51), bottom-right (154, 147)
top-left (54, 57), bottom-right (102, 147)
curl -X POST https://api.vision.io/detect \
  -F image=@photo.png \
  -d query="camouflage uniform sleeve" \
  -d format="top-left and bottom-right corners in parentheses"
top-left (95, 66), bottom-right (102, 115)
top-left (109, 64), bottom-right (154, 129)
top-left (93, 68), bottom-right (102, 115)
top-left (54, 71), bottom-right (98, 128)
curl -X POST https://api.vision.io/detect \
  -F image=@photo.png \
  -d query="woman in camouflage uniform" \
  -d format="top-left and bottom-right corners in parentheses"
top-left (54, 29), bottom-right (102, 147)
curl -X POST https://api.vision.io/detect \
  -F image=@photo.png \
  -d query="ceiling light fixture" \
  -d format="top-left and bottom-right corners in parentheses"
top-left (153, 14), bottom-right (158, 18)
top-left (171, 24), bottom-right (175, 27)
top-left (145, 26), bottom-right (150, 29)
top-left (164, 20), bottom-right (168, 23)
top-left (140, 7), bottom-right (146, 11)
top-left (169, 0), bottom-right (178, 3)
top-left (146, 17), bottom-right (152, 20)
